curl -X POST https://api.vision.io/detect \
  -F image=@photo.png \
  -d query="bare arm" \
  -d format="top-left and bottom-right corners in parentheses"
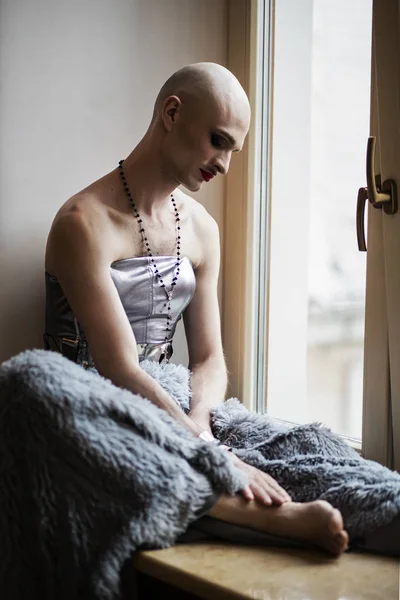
top-left (184, 215), bottom-right (227, 433)
top-left (182, 211), bottom-right (291, 506)
top-left (47, 209), bottom-right (204, 437)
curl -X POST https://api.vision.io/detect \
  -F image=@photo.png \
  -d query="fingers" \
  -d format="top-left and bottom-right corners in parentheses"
top-left (264, 475), bottom-right (291, 503)
top-left (240, 483), bottom-right (274, 506)
top-left (240, 484), bottom-right (277, 506)
top-left (250, 485), bottom-right (273, 505)
top-left (240, 486), bottom-right (255, 502)
top-left (255, 471), bottom-right (291, 504)
top-left (252, 475), bottom-right (291, 506)
top-left (240, 482), bottom-right (290, 506)
top-left (233, 456), bottom-right (291, 506)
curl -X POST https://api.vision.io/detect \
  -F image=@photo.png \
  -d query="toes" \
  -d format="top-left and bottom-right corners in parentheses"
top-left (340, 530), bottom-right (349, 551)
top-left (328, 508), bottom-right (344, 535)
top-left (332, 531), bottom-right (349, 555)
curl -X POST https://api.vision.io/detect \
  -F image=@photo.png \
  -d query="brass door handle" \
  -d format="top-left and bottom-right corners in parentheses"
top-left (356, 136), bottom-right (398, 252)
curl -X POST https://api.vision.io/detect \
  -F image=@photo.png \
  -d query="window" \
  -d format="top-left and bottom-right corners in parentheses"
top-left (265, 0), bottom-right (372, 443)
top-left (225, 0), bottom-right (400, 466)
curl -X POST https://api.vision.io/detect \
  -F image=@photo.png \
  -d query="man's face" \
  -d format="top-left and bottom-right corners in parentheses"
top-left (163, 94), bottom-right (250, 192)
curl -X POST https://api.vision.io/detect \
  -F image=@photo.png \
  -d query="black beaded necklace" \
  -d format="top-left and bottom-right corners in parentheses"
top-left (118, 159), bottom-right (181, 342)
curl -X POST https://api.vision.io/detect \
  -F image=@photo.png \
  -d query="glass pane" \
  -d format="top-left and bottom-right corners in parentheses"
top-left (266, 0), bottom-right (372, 440)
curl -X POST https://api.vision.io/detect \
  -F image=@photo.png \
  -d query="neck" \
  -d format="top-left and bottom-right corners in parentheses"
top-left (120, 132), bottom-right (178, 216)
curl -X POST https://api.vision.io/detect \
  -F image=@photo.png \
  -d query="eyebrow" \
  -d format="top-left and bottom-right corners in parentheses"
top-left (215, 129), bottom-right (242, 153)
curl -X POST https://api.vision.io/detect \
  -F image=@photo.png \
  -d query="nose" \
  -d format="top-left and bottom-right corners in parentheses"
top-left (214, 151), bottom-right (232, 176)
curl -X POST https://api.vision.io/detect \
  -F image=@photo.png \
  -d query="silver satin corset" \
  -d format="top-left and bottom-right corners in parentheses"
top-left (44, 255), bottom-right (196, 368)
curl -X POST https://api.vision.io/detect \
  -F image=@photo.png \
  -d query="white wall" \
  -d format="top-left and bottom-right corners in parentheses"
top-left (0, 0), bottom-right (227, 365)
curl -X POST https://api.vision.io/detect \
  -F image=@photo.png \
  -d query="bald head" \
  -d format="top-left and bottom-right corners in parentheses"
top-left (145, 63), bottom-right (250, 191)
top-left (151, 62), bottom-right (250, 127)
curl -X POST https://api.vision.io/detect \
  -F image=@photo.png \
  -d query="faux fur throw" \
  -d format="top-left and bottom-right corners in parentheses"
top-left (144, 358), bottom-right (400, 539)
top-left (1, 349), bottom-right (400, 598)
top-left (0, 350), bottom-right (245, 600)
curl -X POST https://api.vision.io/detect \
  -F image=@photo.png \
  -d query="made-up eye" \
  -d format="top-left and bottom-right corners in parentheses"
top-left (211, 133), bottom-right (224, 148)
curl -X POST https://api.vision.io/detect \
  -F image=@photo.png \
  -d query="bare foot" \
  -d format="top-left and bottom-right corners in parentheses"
top-left (275, 500), bottom-right (349, 557)
top-left (209, 497), bottom-right (349, 557)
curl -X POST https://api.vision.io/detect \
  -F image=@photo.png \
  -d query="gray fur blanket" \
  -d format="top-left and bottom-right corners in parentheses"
top-left (144, 358), bottom-right (400, 539)
top-left (0, 349), bottom-right (399, 599)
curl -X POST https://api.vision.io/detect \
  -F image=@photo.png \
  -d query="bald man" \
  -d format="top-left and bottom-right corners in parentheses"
top-left (44, 62), bottom-right (348, 556)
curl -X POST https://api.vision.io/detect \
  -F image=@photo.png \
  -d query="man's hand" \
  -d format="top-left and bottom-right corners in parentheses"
top-left (230, 454), bottom-right (291, 506)
top-left (188, 413), bottom-right (291, 506)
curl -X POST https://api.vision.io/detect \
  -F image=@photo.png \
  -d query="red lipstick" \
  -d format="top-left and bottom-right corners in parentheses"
top-left (200, 169), bottom-right (214, 182)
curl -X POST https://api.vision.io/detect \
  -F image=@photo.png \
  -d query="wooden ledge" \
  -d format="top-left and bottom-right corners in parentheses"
top-left (134, 540), bottom-right (399, 600)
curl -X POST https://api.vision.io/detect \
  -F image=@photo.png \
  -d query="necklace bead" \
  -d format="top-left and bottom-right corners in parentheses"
top-left (118, 159), bottom-right (181, 343)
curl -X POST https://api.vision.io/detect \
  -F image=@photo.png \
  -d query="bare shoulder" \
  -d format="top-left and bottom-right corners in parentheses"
top-left (51, 189), bottom-right (105, 223)
top-left (44, 191), bottom-right (144, 377)
top-left (45, 192), bottom-right (114, 276)
top-left (176, 189), bottom-right (220, 271)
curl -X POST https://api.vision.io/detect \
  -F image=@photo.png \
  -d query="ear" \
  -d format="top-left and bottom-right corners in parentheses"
top-left (162, 95), bottom-right (182, 131)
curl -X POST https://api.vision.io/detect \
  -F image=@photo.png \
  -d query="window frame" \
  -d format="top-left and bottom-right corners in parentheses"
top-left (363, 0), bottom-right (400, 469)
top-left (224, 0), bottom-right (272, 410)
top-left (224, 0), bottom-right (400, 463)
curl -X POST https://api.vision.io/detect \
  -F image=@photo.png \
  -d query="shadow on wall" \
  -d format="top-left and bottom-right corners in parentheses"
top-left (0, 244), bottom-right (45, 364)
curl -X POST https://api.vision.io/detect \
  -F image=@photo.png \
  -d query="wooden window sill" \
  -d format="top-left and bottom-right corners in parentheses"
top-left (133, 540), bottom-right (399, 600)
